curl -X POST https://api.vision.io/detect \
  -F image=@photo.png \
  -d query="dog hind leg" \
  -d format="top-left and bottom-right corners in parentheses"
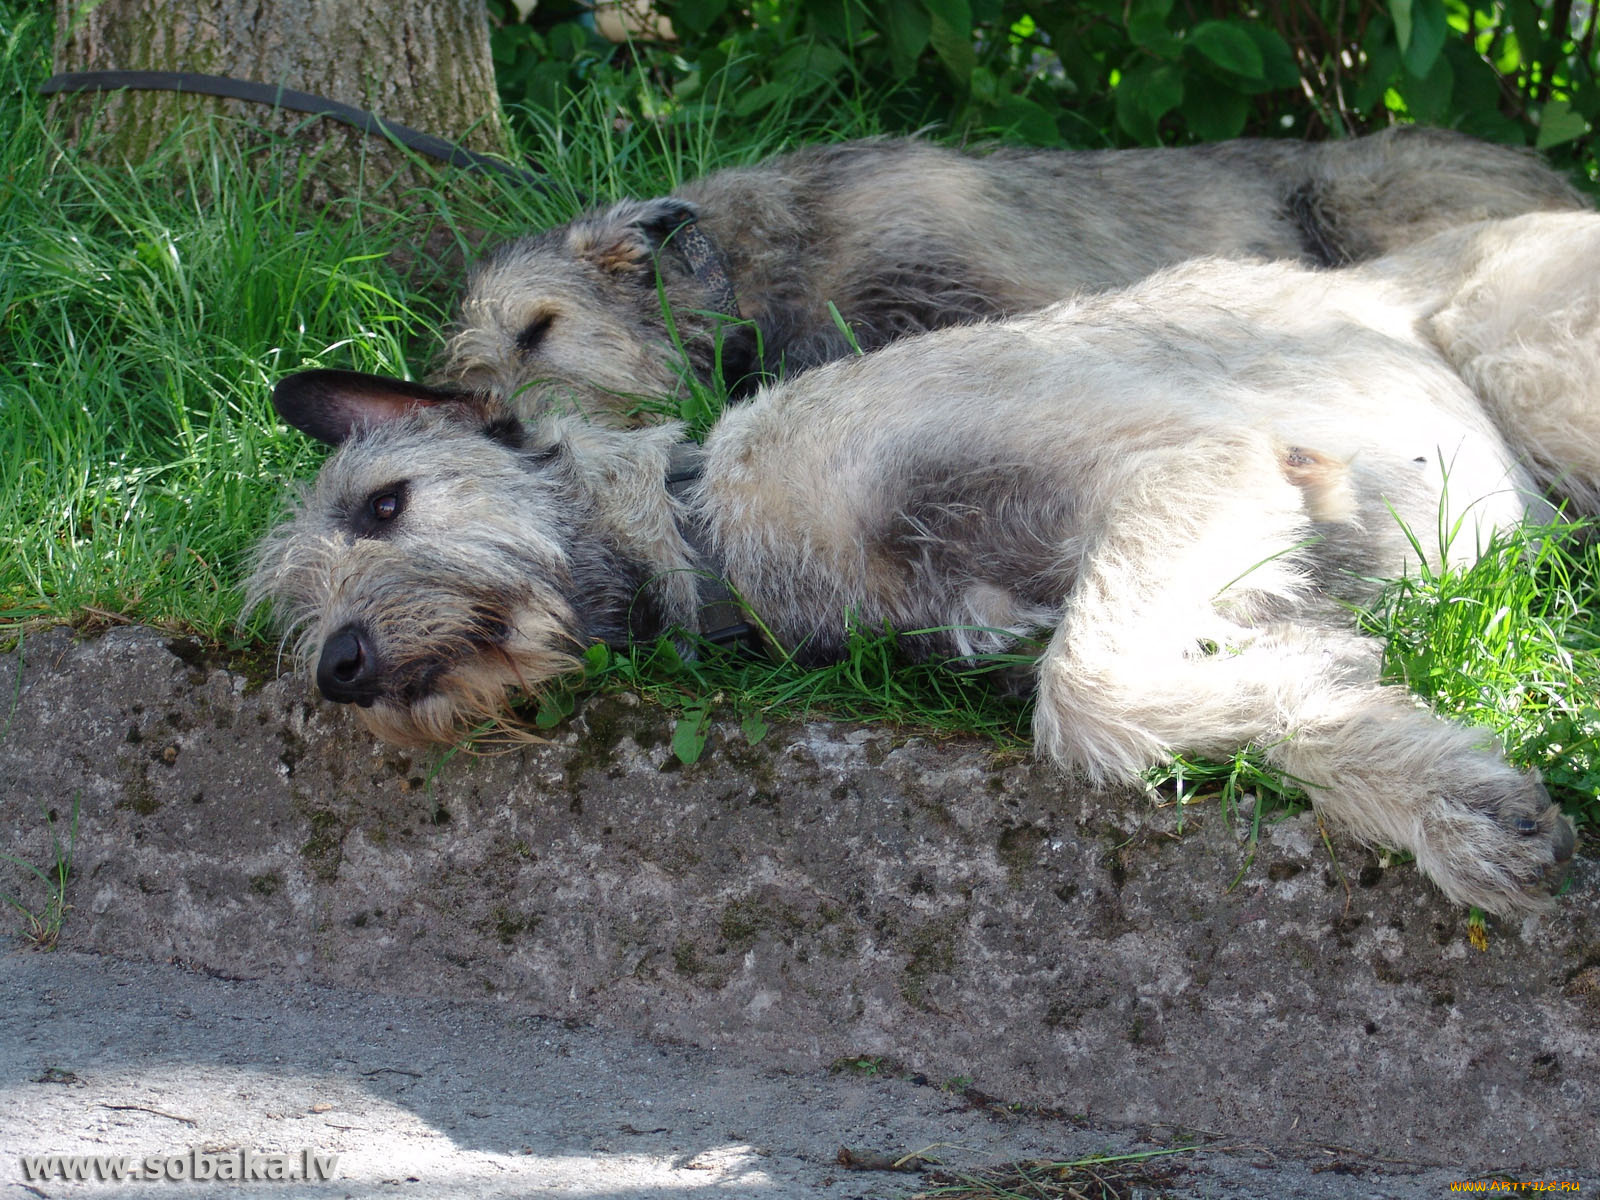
top-left (1031, 433), bottom-right (1574, 915)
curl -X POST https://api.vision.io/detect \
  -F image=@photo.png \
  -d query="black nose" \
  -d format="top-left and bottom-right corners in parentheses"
top-left (316, 623), bottom-right (382, 706)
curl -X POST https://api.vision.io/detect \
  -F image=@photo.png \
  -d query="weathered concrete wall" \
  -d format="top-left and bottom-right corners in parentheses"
top-left (3, 626), bottom-right (1596, 1171)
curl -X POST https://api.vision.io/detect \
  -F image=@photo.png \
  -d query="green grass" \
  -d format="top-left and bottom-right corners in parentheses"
top-left (1, 16), bottom-right (441, 636)
top-left (0, 5), bottom-right (878, 639)
top-left (1, 4), bottom-right (1595, 835)
top-left (530, 626), bottom-right (1039, 766)
top-left (0, 794), bottom-right (78, 950)
top-left (1362, 517), bottom-right (1600, 822)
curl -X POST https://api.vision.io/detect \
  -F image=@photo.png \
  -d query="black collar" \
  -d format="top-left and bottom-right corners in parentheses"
top-left (665, 444), bottom-right (760, 650)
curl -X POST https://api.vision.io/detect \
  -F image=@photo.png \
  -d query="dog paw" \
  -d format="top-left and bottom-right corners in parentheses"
top-left (1421, 773), bottom-right (1576, 914)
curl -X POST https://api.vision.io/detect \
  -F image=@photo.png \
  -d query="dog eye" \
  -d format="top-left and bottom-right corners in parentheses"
top-left (516, 313), bottom-right (554, 355)
top-left (353, 482), bottom-right (408, 536)
top-left (370, 491), bottom-right (402, 521)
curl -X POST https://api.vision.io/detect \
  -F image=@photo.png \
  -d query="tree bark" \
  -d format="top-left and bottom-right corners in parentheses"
top-left (51, 0), bottom-right (506, 193)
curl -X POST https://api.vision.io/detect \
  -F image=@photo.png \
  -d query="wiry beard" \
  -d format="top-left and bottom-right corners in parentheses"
top-left (247, 498), bottom-right (593, 745)
top-left (351, 634), bottom-right (586, 747)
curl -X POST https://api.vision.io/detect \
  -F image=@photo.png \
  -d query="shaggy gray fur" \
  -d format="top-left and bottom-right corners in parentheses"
top-left (252, 212), bottom-right (1600, 917)
top-left (442, 129), bottom-right (1585, 424)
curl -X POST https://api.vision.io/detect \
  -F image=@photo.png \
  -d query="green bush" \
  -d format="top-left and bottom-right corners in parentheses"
top-left (488, 0), bottom-right (1597, 187)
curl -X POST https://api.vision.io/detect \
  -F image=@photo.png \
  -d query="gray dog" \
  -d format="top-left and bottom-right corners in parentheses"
top-left (251, 211), bottom-right (1599, 917)
top-left (441, 129), bottom-right (1583, 424)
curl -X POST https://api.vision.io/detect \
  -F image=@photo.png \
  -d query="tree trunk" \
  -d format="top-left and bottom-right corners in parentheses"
top-left (51, 0), bottom-right (506, 194)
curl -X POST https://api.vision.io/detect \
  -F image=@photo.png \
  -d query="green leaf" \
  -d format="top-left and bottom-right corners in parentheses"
top-left (1537, 99), bottom-right (1591, 150)
top-left (921, 0), bottom-right (972, 34)
top-left (1447, 44), bottom-right (1527, 143)
top-left (732, 80), bottom-right (784, 117)
top-left (1126, 0), bottom-right (1175, 50)
top-left (490, 25), bottom-right (533, 67)
top-left (1396, 49), bottom-right (1453, 121)
top-left (986, 94), bottom-right (1063, 144)
top-left (1390, 0), bottom-right (1415, 49)
top-left (1391, 0), bottom-right (1447, 78)
top-left (548, 22), bottom-right (592, 60)
top-left (1041, 13), bottom-right (1105, 96)
top-left (1506, 0), bottom-right (1543, 65)
top-left (1189, 21), bottom-right (1265, 80)
top-left (773, 39), bottom-right (852, 81)
top-left (1352, 40), bottom-right (1400, 111)
top-left (1455, 109), bottom-right (1530, 144)
top-left (1143, 63), bottom-right (1184, 118)
top-left (1183, 86), bottom-right (1249, 140)
top-left (1441, 39), bottom-right (1502, 115)
top-left (968, 64), bottom-right (1000, 104)
top-left (731, 41), bottom-right (851, 118)
top-left (534, 687), bottom-right (576, 730)
top-left (670, 0), bottom-right (730, 37)
top-left (652, 636), bottom-right (685, 674)
top-left (673, 704), bottom-right (712, 765)
top-left (1239, 24), bottom-right (1300, 89)
top-left (926, 0), bottom-right (977, 83)
top-left (1115, 60), bottom-right (1183, 142)
top-left (133, 238), bottom-right (177, 275)
top-left (1114, 76), bottom-right (1160, 144)
top-left (583, 642), bottom-right (610, 674)
top-left (801, 0), bottom-right (856, 41)
top-left (882, 0), bottom-right (931, 75)
top-left (740, 713), bottom-right (770, 745)
top-left (1577, 84), bottom-right (1600, 122)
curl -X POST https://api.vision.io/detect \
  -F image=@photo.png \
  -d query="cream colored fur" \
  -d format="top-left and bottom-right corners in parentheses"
top-left (253, 213), bottom-right (1597, 916)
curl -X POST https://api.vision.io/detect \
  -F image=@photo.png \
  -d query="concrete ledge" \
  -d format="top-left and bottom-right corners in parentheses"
top-left (3, 626), bottom-right (1596, 1172)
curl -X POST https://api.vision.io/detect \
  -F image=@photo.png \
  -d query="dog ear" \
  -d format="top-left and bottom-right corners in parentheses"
top-left (272, 369), bottom-right (474, 446)
top-left (570, 197), bottom-right (699, 276)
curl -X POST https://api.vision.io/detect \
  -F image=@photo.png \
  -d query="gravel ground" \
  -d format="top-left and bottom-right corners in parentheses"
top-left (1, 951), bottom-right (1524, 1200)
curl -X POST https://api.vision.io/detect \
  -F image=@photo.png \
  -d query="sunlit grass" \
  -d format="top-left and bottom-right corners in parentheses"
top-left (2, 3), bottom-right (1594, 836)
top-left (1361, 517), bottom-right (1600, 820)
top-left (0, 3), bottom-right (889, 641)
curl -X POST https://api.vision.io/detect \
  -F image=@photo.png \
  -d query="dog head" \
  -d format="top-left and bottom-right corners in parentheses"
top-left (248, 369), bottom-right (619, 745)
top-left (443, 198), bottom-right (736, 426)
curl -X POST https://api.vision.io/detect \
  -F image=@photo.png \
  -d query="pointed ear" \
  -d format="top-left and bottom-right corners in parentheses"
top-left (569, 197), bottom-right (700, 275)
top-left (271, 369), bottom-right (470, 446)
